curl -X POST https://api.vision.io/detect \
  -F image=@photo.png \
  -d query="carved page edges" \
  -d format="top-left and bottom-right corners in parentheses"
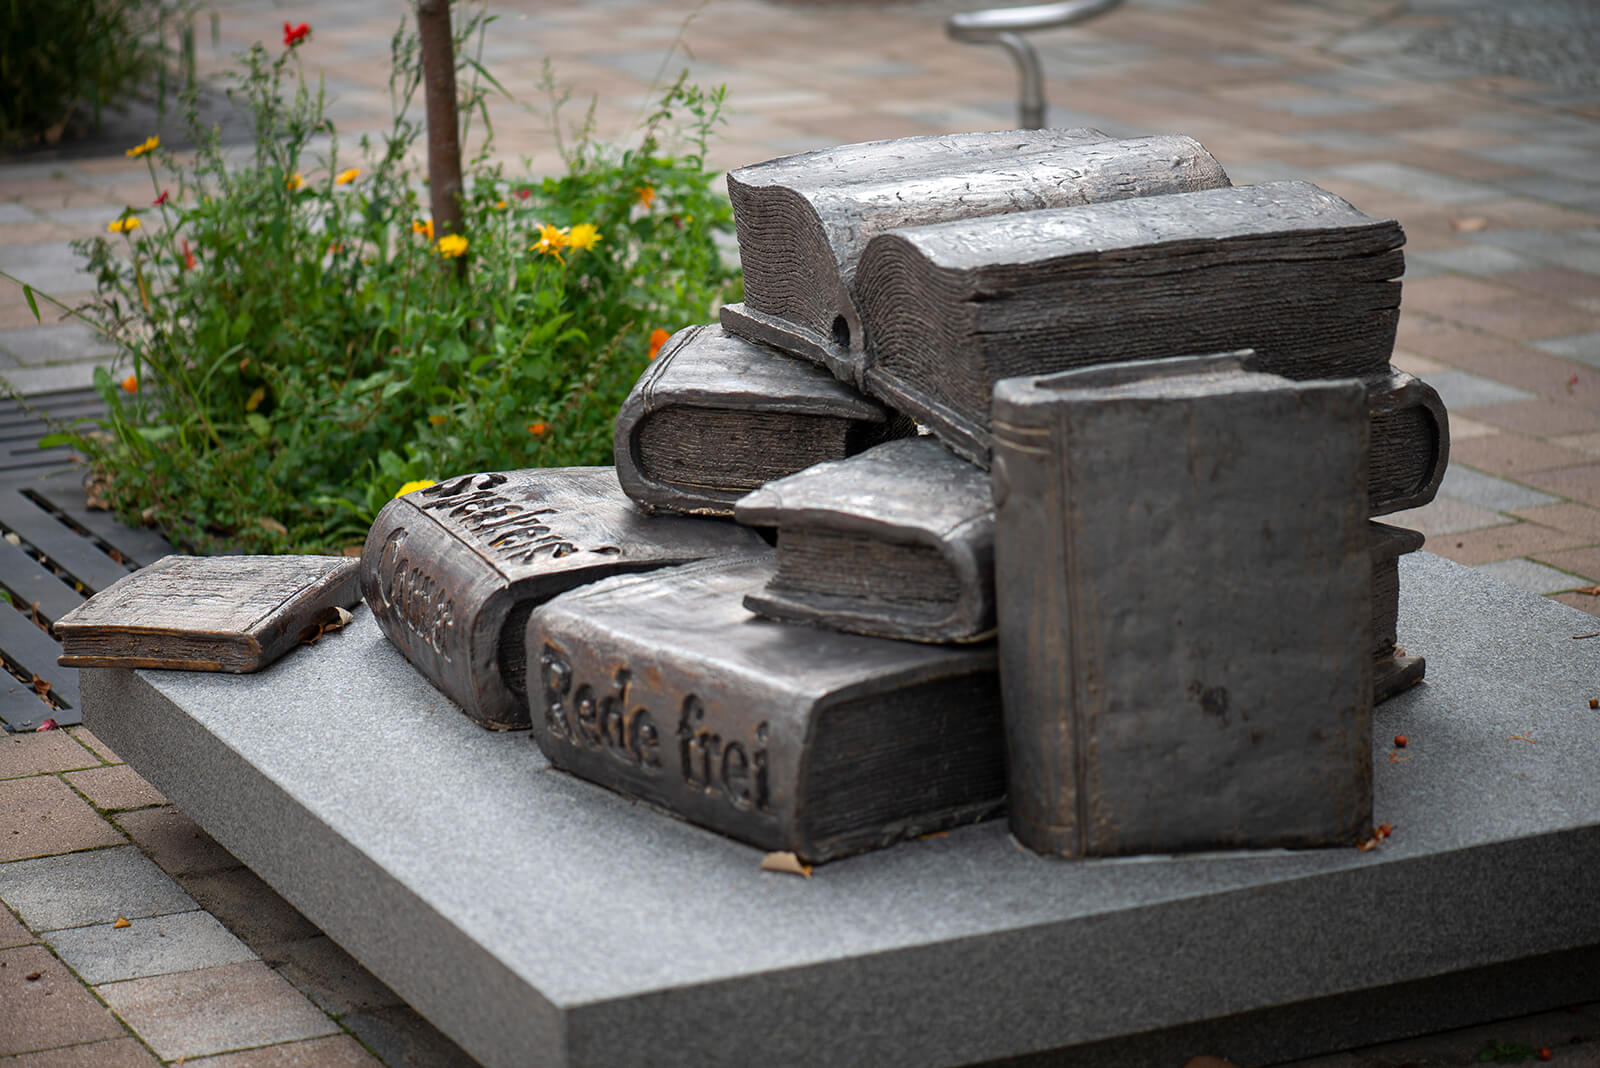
top-left (735, 437), bottom-right (995, 643)
top-left (526, 554), bottom-right (1005, 863)
top-left (1368, 521), bottom-right (1427, 703)
top-left (991, 354), bottom-right (1373, 858)
top-left (1366, 367), bottom-right (1449, 515)
top-left (856, 179), bottom-right (1406, 465)
top-left (724, 129), bottom-right (1230, 388)
top-left (361, 467), bottom-right (766, 730)
top-left (54, 555), bottom-right (361, 672)
top-left (613, 324), bottom-right (907, 518)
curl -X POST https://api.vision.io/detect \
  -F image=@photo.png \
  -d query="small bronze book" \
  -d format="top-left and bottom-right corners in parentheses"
top-left (362, 467), bottom-right (765, 730)
top-left (527, 554), bottom-right (1006, 863)
top-left (736, 437), bottom-right (995, 643)
top-left (614, 324), bottom-right (905, 517)
top-left (54, 554), bottom-right (360, 672)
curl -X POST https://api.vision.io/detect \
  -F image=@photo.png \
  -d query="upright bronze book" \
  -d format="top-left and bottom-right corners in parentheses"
top-left (856, 180), bottom-right (1405, 463)
top-left (991, 353), bottom-right (1373, 857)
top-left (735, 437), bottom-right (995, 643)
top-left (362, 468), bottom-right (765, 729)
top-left (614, 323), bottom-right (905, 517)
top-left (1368, 521), bottom-right (1426, 702)
top-left (527, 554), bottom-right (1006, 863)
top-left (723, 128), bottom-right (1230, 386)
top-left (54, 554), bottom-right (360, 672)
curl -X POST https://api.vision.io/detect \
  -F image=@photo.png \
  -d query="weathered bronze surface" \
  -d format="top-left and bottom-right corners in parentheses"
top-left (991, 352), bottom-right (1373, 857)
top-left (526, 554), bottom-right (1006, 863)
top-left (54, 554), bottom-right (360, 672)
top-left (736, 437), bottom-right (995, 643)
top-left (361, 467), bottom-right (765, 730)
top-left (725, 129), bottom-right (1230, 387)
top-left (614, 324), bottom-right (905, 517)
top-left (857, 180), bottom-right (1406, 464)
top-left (1366, 367), bottom-right (1449, 516)
top-left (1369, 521), bottom-right (1427, 703)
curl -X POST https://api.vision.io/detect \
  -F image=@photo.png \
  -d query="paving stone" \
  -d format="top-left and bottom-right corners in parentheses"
top-left (0, 204), bottom-right (37, 224)
top-left (1510, 502), bottom-right (1600, 538)
top-left (1425, 368), bottom-right (1537, 408)
top-left (262, 936), bottom-right (404, 1017)
top-left (1428, 521), bottom-right (1591, 566)
top-left (1532, 546), bottom-right (1600, 585)
top-left (0, 1037), bottom-right (163, 1067)
top-left (1549, 591), bottom-right (1600, 618)
top-left (1493, 175), bottom-right (1600, 212)
top-left (0, 903), bottom-right (34, 949)
top-left (1532, 331), bottom-right (1600, 368)
top-left (64, 728), bottom-right (118, 765)
top-left (0, 733), bottom-right (101, 780)
top-left (61, 766), bottom-right (165, 813)
top-left (0, 777), bottom-right (125, 863)
top-left (179, 868), bottom-right (320, 949)
top-left (95, 960), bottom-right (340, 1062)
top-left (0, 846), bottom-right (195, 930)
top-left (1475, 558), bottom-right (1588, 594)
top-left (1469, 398), bottom-right (1600, 437)
top-left (184, 1035), bottom-right (383, 1068)
top-left (0, 323), bottom-right (117, 367)
top-left (1449, 433), bottom-right (1594, 477)
top-left (1408, 244), bottom-right (1541, 277)
top-left (1521, 462), bottom-right (1600, 509)
top-left (1438, 465), bottom-right (1562, 512)
top-left (1320, 161), bottom-right (1504, 204)
top-left (1384, 496), bottom-right (1515, 537)
top-left (340, 1006), bottom-right (478, 1068)
top-left (0, 945), bottom-right (127, 1056)
top-left (1496, 268), bottom-right (1600, 304)
top-left (113, 807), bottom-right (238, 877)
top-left (47, 909), bottom-right (254, 985)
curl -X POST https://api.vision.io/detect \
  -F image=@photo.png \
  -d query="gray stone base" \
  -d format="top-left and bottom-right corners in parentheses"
top-left (81, 553), bottom-right (1600, 1068)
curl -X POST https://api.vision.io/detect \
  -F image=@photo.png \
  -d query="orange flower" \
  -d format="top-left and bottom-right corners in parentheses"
top-left (181, 237), bottom-right (196, 271)
top-left (120, 374), bottom-right (138, 393)
top-left (428, 414), bottom-right (447, 426)
top-left (411, 218), bottom-right (434, 242)
top-left (335, 168), bottom-right (360, 186)
top-left (528, 421), bottom-right (549, 436)
top-left (648, 327), bottom-right (672, 360)
top-left (636, 185), bottom-right (656, 208)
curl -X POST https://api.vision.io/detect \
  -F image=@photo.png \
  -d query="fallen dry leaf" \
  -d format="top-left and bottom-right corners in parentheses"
top-left (1590, 698), bottom-right (1598, 709)
top-left (300, 606), bottom-right (355, 646)
top-left (30, 677), bottom-right (49, 697)
top-left (760, 851), bottom-right (813, 879)
top-left (255, 516), bottom-right (288, 536)
top-left (112, 916), bottom-right (131, 929)
top-left (24, 971), bottom-right (41, 981)
top-left (1450, 216), bottom-right (1488, 232)
top-left (82, 470), bottom-right (113, 511)
top-left (1574, 585), bottom-right (1600, 596)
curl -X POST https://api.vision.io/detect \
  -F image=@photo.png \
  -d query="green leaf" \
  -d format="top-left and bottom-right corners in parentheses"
top-left (22, 284), bottom-right (40, 322)
top-left (136, 425), bottom-right (177, 443)
top-left (38, 433), bottom-right (78, 449)
top-left (246, 413), bottom-right (272, 438)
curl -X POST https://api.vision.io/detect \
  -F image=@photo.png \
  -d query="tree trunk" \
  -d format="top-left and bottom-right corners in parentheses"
top-left (417, 0), bottom-right (465, 277)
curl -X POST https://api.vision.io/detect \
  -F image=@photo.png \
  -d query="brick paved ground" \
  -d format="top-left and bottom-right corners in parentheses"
top-left (1, 0), bottom-right (1597, 1064)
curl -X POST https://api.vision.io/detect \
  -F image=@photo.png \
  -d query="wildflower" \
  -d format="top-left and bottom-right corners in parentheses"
top-left (411, 218), bottom-right (434, 242)
top-left (120, 375), bottom-right (138, 393)
top-left (335, 168), bottom-right (360, 186)
top-left (648, 327), bottom-right (672, 360)
top-left (515, 187), bottom-right (532, 200)
top-left (528, 421), bottom-right (549, 437)
top-left (181, 237), bottom-right (196, 271)
top-left (436, 233), bottom-right (468, 258)
top-left (107, 216), bottom-right (141, 234)
top-left (428, 414), bottom-right (447, 426)
top-left (286, 172), bottom-right (306, 192)
top-left (567, 223), bottom-right (601, 251)
top-left (532, 223), bottom-right (568, 261)
top-left (394, 479), bottom-right (435, 498)
top-left (283, 21), bottom-right (311, 47)
top-left (125, 136), bottom-right (158, 158)
top-left (152, 190), bottom-right (169, 206)
top-left (495, 200), bottom-right (507, 211)
top-left (636, 185), bottom-right (656, 208)
top-left (327, 241), bottom-right (343, 255)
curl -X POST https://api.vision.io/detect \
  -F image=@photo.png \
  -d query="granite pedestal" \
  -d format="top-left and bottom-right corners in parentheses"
top-left (80, 553), bottom-right (1600, 1068)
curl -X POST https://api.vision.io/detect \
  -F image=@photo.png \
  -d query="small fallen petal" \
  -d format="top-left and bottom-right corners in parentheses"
top-left (38, 718), bottom-right (57, 731)
top-left (760, 851), bottom-right (813, 878)
top-left (112, 916), bottom-right (131, 929)
top-left (1450, 217), bottom-right (1488, 232)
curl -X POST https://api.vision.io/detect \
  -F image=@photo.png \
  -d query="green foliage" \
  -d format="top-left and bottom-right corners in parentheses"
top-left (1478, 1040), bottom-right (1538, 1063)
top-left (0, 0), bottom-right (194, 148)
top-left (53, 12), bottom-right (737, 553)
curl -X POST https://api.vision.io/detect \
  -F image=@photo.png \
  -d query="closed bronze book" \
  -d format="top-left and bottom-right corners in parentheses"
top-left (362, 468), bottom-right (765, 729)
top-left (856, 180), bottom-right (1406, 464)
top-left (527, 554), bottom-right (1006, 863)
top-left (55, 554), bottom-right (360, 672)
top-left (736, 437), bottom-right (995, 643)
top-left (723, 129), bottom-right (1229, 386)
top-left (614, 324), bottom-right (904, 517)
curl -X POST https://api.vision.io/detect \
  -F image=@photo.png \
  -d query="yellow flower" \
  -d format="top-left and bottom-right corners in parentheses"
top-left (436, 233), bottom-right (468, 258)
top-left (125, 136), bottom-right (159, 158)
top-left (427, 414), bottom-right (447, 426)
top-left (532, 223), bottom-right (568, 261)
top-left (107, 216), bottom-right (141, 233)
top-left (411, 218), bottom-right (434, 242)
top-left (394, 479), bottom-right (435, 498)
top-left (567, 223), bottom-right (601, 251)
top-left (495, 200), bottom-right (507, 211)
top-left (286, 172), bottom-right (306, 191)
top-left (335, 168), bottom-right (360, 186)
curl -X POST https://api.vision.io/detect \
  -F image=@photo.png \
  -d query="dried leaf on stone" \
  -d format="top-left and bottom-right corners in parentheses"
top-left (31, 677), bottom-right (50, 697)
top-left (1574, 585), bottom-right (1600, 596)
top-left (24, 971), bottom-right (40, 981)
top-left (112, 916), bottom-right (131, 929)
top-left (82, 470), bottom-right (113, 511)
top-left (299, 605), bottom-right (354, 646)
top-left (1450, 217), bottom-right (1488, 232)
top-left (760, 851), bottom-right (813, 878)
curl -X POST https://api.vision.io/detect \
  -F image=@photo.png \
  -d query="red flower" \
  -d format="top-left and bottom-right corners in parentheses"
top-left (152, 189), bottom-right (169, 206)
top-left (181, 237), bottom-right (196, 271)
top-left (283, 21), bottom-right (311, 47)
top-left (515, 187), bottom-right (532, 200)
